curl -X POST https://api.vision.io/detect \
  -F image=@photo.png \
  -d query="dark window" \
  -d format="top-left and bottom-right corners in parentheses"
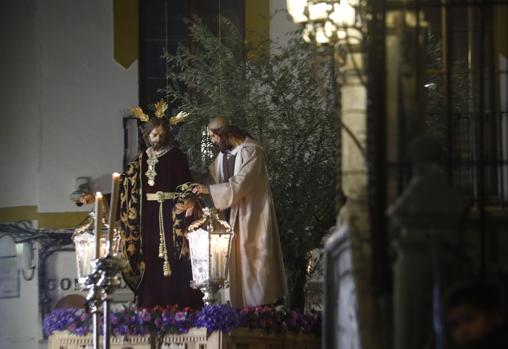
top-left (138, 0), bottom-right (244, 110)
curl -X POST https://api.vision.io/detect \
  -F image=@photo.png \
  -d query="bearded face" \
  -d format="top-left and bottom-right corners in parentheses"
top-left (149, 126), bottom-right (167, 150)
top-left (208, 129), bottom-right (232, 153)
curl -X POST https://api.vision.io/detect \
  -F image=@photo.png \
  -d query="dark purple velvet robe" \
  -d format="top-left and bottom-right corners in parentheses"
top-left (137, 147), bottom-right (203, 309)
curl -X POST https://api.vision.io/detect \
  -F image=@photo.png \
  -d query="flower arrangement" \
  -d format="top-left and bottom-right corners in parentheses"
top-left (238, 306), bottom-right (321, 334)
top-left (43, 308), bottom-right (92, 337)
top-left (43, 304), bottom-right (320, 337)
top-left (110, 305), bottom-right (195, 336)
top-left (194, 304), bottom-right (239, 333)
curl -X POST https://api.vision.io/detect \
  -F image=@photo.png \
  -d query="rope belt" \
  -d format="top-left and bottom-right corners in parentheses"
top-left (146, 191), bottom-right (176, 202)
top-left (146, 191), bottom-right (176, 277)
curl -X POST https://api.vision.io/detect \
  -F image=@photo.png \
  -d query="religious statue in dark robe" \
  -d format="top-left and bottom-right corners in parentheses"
top-left (119, 113), bottom-right (203, 309)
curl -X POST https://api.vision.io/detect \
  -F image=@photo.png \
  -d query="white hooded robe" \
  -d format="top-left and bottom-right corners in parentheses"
top-left (208, 138), bottom-right (288, 307)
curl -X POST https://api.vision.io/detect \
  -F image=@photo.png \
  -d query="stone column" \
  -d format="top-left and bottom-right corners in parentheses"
top-left (388, 136), bottom-right (467, 349)
top-left (324, 50), bottom-right (388, 349)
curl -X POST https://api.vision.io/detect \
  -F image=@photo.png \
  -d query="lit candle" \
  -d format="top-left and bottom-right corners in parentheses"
top-left (211, 235), bottom-right (228, 279)
top-left (94, 192), bottom-right (103, 259)
top-left (108, 172), bottom-right (121, 253)
top-left (219, 240), bottom-right (227, 278)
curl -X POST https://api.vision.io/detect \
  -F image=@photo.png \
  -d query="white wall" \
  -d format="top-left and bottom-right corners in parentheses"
top-left (0, 235), bottom-right (41, 349)
top-left (0, 0), bottom-right (40, 208)
top-left (0, 0), bottom-right (138, 213)
top-left (0, 1), bottom-right (138, 348)
top-left (270, 0), bottom-right (299, 48)
top-left (37, 0), bottom-right (137, 212)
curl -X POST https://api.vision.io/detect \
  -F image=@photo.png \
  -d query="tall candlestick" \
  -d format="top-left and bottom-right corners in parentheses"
top-left (94, 192), bottom-right (103, 259)
top-left (108, 173), bottom-right (121, 253)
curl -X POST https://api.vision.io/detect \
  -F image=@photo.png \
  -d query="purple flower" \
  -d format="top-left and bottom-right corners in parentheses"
top-left (194, 304), bottom-right (239, 334)
top-left (175, 312), bottom-right (186, 321)
top-left (154, 318), bottom-right (162, 328)
top-left (111, 315), bottom-right (119, 325)
top-left (43, 305), bottom-right (321, 337)
top-left (140, 310), bottom-right (151, 322)
top-left (113, 324), bottom-right (129, 336)
top-left (74, 326), bottom-right (89, 336)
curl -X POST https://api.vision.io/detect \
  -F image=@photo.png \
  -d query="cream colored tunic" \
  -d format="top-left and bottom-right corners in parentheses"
top-left (209, 138), bottom-right (288, 307)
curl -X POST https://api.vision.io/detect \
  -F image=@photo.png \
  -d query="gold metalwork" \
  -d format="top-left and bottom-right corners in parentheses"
top-left (154, 99), bottom-right (168, 118)
top-left (131, 106), bottom-right (149, 122)
top-left (145, 154), bottom-right (158, 187)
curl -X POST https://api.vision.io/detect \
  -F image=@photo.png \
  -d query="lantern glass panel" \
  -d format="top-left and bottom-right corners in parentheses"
top-left (210, 233), bottom-right (232, 280)
top-left (308, 2), bottom-right (331, 21)
top-left (287, 0), bottom-right (309, 23)
top-left (315, 25), bottom-right (330, 44)
top-left (187, 227), bottom-right (210, 286)
top-left (342, 27), bottom-right (362, 44)
top-left (329, 2), bottom-right (356, 26)
top-left (303, 23), bottom-right (314, 42)
top-left (74, 232), bottom-right (95, 283)
top-left (73, 229), bottom-right (109, 286)
top-left (324, 20), bottom-right (337, 38)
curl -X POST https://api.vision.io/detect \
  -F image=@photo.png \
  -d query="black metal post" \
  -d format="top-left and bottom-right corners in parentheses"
top-left (103, 297), bottom-right (111, 349)
top-left (442, 0), bottom-right (453, 184)
top-left (477, 0), bottom-right (487, 275)
top-left (86, 256), bottom-right (123, 349)
top-left (366, 0), bottom-right (391, 294)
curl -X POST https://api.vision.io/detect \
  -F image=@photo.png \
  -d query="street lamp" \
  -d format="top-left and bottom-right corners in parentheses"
top-left (187, 207), bottom-right (234, 305)
top-left (287, 0), bottom-right (363, 46)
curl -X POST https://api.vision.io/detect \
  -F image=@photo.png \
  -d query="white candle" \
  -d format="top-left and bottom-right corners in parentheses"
top-left (94, 192), bottom-right (103, 259)
top-left (212, 235), bottom-right (228, 279)
top-left (217, 245), bottom-right (222, 278)
top-left (108, 172), bottom-right (121, 253)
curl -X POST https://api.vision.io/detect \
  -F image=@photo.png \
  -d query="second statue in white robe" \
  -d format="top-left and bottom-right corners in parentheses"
top-left (208, 138), bottom-right (288, 308)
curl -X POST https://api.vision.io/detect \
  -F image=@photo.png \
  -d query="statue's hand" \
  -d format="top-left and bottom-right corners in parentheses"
top-left (79, 193), bottom-right (95, 205)
top-left (175, 199), bottom-right (195, 214)
top-left (192, 184), bottom-right (210, 195)
top-left (174, 203), bottom-right (187, 214)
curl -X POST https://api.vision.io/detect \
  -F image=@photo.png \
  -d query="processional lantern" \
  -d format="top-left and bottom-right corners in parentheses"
top-left (72, 173), bottom-right (124, 349)
top-left (286, 0), bottom-right (362, 46)
top-left (72, 190), bottom-right (123, 286)
top-left (73, 224), bottom-right (123, 285)
top-left (187, 207), bottom-right (234, 305)
top-left (73, 225), bottom-right (100, 285)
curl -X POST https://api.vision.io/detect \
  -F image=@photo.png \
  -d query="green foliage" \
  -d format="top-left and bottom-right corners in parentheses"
top-left (163, 17), bottom-right (248, 170)
top-left (162, 17), bottom-right (337, 308)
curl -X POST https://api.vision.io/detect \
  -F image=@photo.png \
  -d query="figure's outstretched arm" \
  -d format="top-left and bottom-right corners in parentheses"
top-left (208, 146), bottom-right (264, 210)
